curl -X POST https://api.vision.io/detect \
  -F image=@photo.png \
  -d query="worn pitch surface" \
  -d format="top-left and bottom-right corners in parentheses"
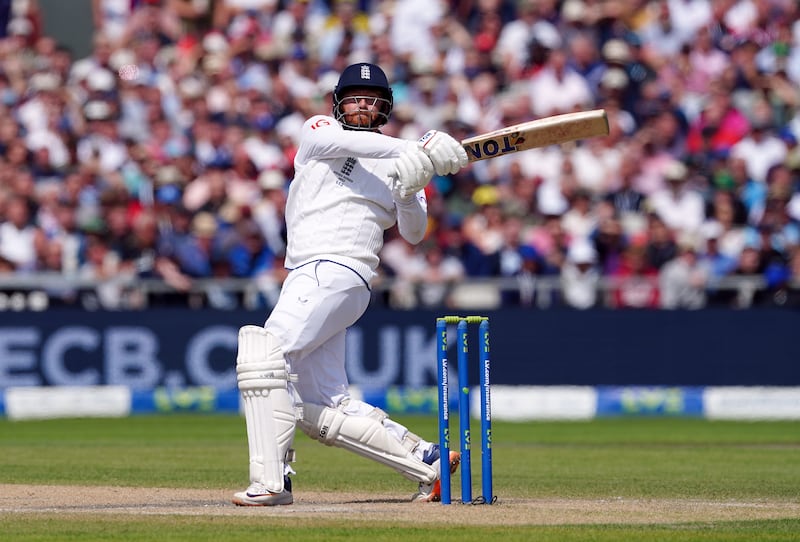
top-left (1, 485), bottom-right (798, 525)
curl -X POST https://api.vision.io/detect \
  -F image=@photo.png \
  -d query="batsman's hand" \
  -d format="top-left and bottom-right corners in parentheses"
top-left (417, 130), bottom-right (468, 176)
top-left (392, 147), bottom-right (434, 202)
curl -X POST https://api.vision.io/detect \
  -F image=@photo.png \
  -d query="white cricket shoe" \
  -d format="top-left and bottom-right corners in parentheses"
top-left (232, 477), bottom-right (293, 506)
top-left (411, 449), bottom-right (460, 502)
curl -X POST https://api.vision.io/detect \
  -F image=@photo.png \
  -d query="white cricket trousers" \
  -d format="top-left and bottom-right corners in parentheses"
top-left (264, 259), bottom-right (429, 455)
top-left (265, 260), bottom-right (370, 407)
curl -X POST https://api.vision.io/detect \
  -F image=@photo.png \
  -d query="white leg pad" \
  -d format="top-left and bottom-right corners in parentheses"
top-left (298, 402), bottom-right (437, 484)
top-left (237, 325), bottom-right (297, 494)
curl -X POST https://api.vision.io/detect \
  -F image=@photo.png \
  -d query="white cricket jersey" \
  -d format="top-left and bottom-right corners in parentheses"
top-left (285, 115), bottom-right (428, 285)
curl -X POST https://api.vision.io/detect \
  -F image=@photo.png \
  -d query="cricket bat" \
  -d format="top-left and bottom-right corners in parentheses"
top-left (461, 109), bottom-right (609, 162)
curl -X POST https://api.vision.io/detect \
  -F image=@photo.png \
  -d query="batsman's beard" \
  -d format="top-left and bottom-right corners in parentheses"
top-left (346, 111), bottom-right (375, 129)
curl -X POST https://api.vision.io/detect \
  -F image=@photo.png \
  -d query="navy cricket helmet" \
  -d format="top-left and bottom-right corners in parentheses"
top-left (332, 63), bottom-right (393, 130)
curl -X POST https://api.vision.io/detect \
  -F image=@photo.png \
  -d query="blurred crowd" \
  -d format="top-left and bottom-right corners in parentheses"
top-left (0, 0), bottom-right (799, 311)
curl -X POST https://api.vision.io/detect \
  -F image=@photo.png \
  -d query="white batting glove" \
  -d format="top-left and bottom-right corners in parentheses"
top-left (417, 130), bottom-right (468, 176)
top-left (392, 147), bottom-right (434, 202)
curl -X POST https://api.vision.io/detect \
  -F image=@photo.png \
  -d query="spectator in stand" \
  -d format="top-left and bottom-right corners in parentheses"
top-left (124, 1), bottom-right (182, 48)
top-left (606, 147), bottom-right (647, 217)
top-left (271, 0), bottom-right (325, 56)
top-left (568, 131), bottom-right (621, 197)
top-left (213, 0), bottom-right (279, 30)
top-left (226, 145), bottom-right (260, 202)
top-left (724, 36), bottom-right (767, 98)
top-left (730, 113), bottom-right (788, 185)
top-left (763, 191), bottom-right (800, 257)
top-left (123, 208), bottom-right (158, 272)
top-left (251, 168), bottom-right (287, 257)
top-left (717, 155), bottom-right (761, 224)
top-left (78, 227), bottom-right (129, 309)
top-left (192, 116), bottom-right (235, 169)
top-left (608, 243), bottom-right (660, 309)
top-left (745, 186), bottom-right (800, 265)
top-left (592, 215), bottom-right (628, 275)
top-left (726, 244), bottom-right (767, 308)
top-left (167, 0), bottom-right (215, 37)
top-left (494, 0), bottom-right (556, 80)
top-left (182, 161), bottom-right (232, 215)
top-left (748, 222), bottom-right (788, 271)
top-left (407, 241), bottom-right (466, 309)
top-left (0, 194), bottom-right (39, 271)
top-left (702, 187), bottom-right (748, 262)
top-left (49, 198), bottom-right (85, 274)
top-left (659, 234), bottom-right (708, 309)
top-left (528, 43), bottom-right (592, 118)
top-left (102, 192), bottom-right (135, 258)
top-left (560, 238), bottom-right (600, 309)
top-left (497, 214), bottom-right (542, 307)
top-left (497, 214), bottom-right (528, 276)
top-left (316, 0), bottom-right (371, 66)
top-left (453, 71), bottom-right (504, 139)
top-left (173, 211), bottom-right (222, 278)
top-left (687, 24), bottom-right (731, 96)
top-left (566, 31), bottom-right (606, 103)
top-left (626, 135), bottom-right (674, 197)
top-left (561, 188), bottom-right (597, 242)
top-left (697, 221), bottom-right (737, 307)
top-left (3, 140), bottom-right (31, 174)
top-left (37, 237), bottom-right (79, 305)
top-left (708, 184), bottom-right (749, 228)
top-left (642, 100), bottom-right (689, 159)
top-left (20, 74), bottom-right (73, 173)
top-left (69, 31), bottom-right (117, 87)
top-left (76, 100), bottom-right (130, 178)
top-left (388, 0), bottom-right (446, 76)
top-left (637, 1), bottom-right (692, 62)
top-left (227, 218), bottom-right (274, 278)
top-left (460, 190), bottom-right (504, 276)
top-left (646, 159), bottom-right (706, 237)
top-left (601, 35), bottom-right (656, 125)
top-left (118, 207), bottom-right (184, 307)
top-left (760, 163), bottom-right (799, 220)
top-left (501, 243), bottom-right (543, 308)
top-left (526, 206), bottom-right (568, 275)
top-left (764, 246), bottom-right (800, 307)
top-left (241, 96), bottom-right (289, 172)
top-left (686, 82), bottom-right (750, 160)
top-left (174, 210), bottom-right (239, 308)
top-left (785, 157), bottom-right (800, 222)
top-left (226, 217), bottom-right (282, 307)
top-left (150, 201), bottom-right (195, 297)
top-left (92, 0), bottom-right (136, 46)
top-left (644, 213), bottom-right (678, 270)
top-left (379, 227), bottom-right (420, 309)
top-left (499, 162), bottom-right (538, 217)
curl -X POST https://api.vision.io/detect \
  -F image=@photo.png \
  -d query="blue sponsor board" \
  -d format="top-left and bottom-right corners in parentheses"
top-left (364, 386), bottom-right (708, 418)
top-left (1, 308), bottom-right (798, 391)
top-left (131, 387), bottom-right (240, 414)
top-left (5, 385), bottom-right (800, 420)
top-left (596, 386), bottom-right (705, 417)
top-left (361, 386), bottom-right (440, 415)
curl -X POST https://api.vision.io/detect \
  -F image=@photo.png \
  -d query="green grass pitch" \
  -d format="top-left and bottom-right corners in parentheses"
top-left (1, 414), bottom-right (799, 541)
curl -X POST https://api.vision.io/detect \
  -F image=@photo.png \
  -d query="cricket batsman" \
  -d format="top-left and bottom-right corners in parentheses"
top-left (233, 63), bottom-right (468, 505)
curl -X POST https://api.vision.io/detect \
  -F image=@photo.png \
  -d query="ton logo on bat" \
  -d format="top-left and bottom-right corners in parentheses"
top-left (463, 133), bottom-right (525, 161)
